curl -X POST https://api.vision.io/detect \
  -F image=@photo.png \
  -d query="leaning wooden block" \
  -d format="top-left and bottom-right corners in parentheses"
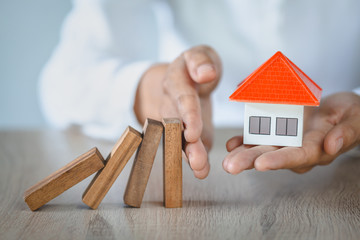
top-left (162, 118), bottom-right (182, 208)
top-left (23, 147), bottom-right (105, 211)
top-left (82, 126), bottom-right (142, 209)
top-left (124, 119), bottom-right (163, 207)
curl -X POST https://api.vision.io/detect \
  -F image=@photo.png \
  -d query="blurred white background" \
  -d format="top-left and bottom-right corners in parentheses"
top-left (2, 0), bottom-right (359, 130)
top-left (0, 0), bottom-right (71, 128)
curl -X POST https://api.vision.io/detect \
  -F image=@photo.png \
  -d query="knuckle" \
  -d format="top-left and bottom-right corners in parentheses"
top-left (183, 45), bottom-right (221, 68)
top-left (160, 101), bottom-right (178, 118)
top-left (319, 161), bottom-right (331, 166)
top-left (203, 138), bottom-right (213, 151)
top-left (182, 109), bottom-right (198, 122)
top-left (290, 169), bottom-right (302, 174)
top-left (162, 78), bottom-right (170, 92)
top-left (176, 93), bottom-right (199, 109)
top-left (252, 148), bottom-right (265, 158)
top-left (295, 147), bottom-right (309, 165)
top-left (176, 94), bottom-right (201, 121)
top-left (344, 124), bottom-right (357, 143)
top-left (292, 169), bottom-right (304, 174)
top-left (291, 167), bottom-right (312, 174)
top-left (319, 156), bottom-right (333, 165)
top-left (182, 50), bottom-right (191, 60)
top-left (187, 45), bottom-right (215, 57)
top-left (196, 44), bottom-right (214, 53)
top-left (303, 142), bottom-right (321, 166)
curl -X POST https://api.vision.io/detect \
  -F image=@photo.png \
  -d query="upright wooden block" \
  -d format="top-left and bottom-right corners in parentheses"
top-left (82, 126), bottom-right (142, 209)
top-left (23, 147), bottom-right (105, 211)
top-left (162, 118), bottom-right (182, 208)
top-left (124, 119), bottom-right (163, 207)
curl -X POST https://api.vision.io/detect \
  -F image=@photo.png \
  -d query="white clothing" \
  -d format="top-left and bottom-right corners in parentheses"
top-left (39, 0), bottom-right (360, 140)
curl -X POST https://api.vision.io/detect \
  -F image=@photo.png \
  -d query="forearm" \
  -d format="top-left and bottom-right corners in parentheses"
top-left (39, 0), bottom-right (159, 139)
top-left (40, 55), bottom-right (151, 136)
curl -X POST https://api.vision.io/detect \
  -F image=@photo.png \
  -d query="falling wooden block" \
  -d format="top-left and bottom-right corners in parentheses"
top-left (23, 147), bottom-right (105, 211)
top-left (82, 126), bottom-right (142, 209)
top-left (123, 119), bottom-right (163, 207)
top-left (162, 118), bottom-right (182, 208)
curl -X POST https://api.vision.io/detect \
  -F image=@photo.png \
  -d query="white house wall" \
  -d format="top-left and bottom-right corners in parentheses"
top-left (244, 103), bottom-right (304, 147)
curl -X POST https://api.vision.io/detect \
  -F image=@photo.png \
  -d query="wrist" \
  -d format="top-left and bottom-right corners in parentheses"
top-left (133, 63), bottom-right (169, 124)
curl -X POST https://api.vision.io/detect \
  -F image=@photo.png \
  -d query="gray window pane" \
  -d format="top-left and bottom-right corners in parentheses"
top-left (287, 118), bottom-right (298, 136)
top-left (276, 118), bottom-right (287, 135)
top-left (249, 116), bottom-right (260, 134)
top-left (260, 117), bottom-right (271, 135)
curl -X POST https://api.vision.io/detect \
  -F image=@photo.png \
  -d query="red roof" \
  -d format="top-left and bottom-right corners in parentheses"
top-left (229, 51), bottom-right (322, 106)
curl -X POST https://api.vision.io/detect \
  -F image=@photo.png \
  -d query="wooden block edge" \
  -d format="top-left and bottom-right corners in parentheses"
top-left (162, 118), bottom-right (183, 208)
top-left (23, 147), bottom-right (105, 211)
top-left (23, 147), bottom-right (102, 200)
top-left (123, 119), bottom-right (163, 207)
top-left (82, 127), bottom-right (142, 210)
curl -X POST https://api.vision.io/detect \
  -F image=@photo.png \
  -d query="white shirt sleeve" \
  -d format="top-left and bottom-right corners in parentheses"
top-left (39, 0), bottom-right (158, 140)
top-left (353, 87), bottom-right (360, 96)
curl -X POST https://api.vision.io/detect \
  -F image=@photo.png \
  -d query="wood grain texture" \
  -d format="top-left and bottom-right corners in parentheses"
top-left (82, 126), bottom-right (142, 209)
top-left (162, 118), bottom-right (182, 208)
top-left (23, 147), bottom-right (105, 211)
top-left (0, 129), bottom-right (359, 239)
top-left (124, 119), bottom-right (163, 207)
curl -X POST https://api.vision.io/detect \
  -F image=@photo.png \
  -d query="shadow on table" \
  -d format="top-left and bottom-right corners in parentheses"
top-left (20, 155), bottom-right (359, 213)
top-left (22, 203), bottom-right (125, 212)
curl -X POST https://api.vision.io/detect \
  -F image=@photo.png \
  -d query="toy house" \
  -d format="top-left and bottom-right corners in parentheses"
top-left (229, 51), bottom-right (322, 147)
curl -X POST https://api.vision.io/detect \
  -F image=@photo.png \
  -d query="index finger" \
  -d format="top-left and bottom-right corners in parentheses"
top-left (164, 57), bottom-right (202, 142)
top-left (164, 47), bottom-right (220, 142)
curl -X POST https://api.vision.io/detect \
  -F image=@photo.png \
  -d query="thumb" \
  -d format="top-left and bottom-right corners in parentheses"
top-left (183, 45), bottom-right (222, 97)
top-left (324, 116), bottom-right (360, 155)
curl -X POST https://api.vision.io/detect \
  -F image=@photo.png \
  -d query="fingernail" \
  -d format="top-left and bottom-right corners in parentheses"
top-left (197, 64), bottom-right (215, 75)
top-left (223, 158), bottom-right (229, 169)
top-left (254, 159), bottom-right (269, 172)
top-left (188, 153), bottom-right (193, 170)
top-left (223, 158), bottom-right (231, 173)
top-left (335, 138), bottom-right (343, 154)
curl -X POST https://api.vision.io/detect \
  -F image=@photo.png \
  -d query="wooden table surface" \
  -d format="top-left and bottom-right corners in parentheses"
top-left (0, 129), bottom-right (359, 240)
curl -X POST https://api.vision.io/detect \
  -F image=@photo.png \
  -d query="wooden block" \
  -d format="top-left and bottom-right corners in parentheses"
top-left (82, 126), bottom-right (142, 209)
top-left (162, 118), bottom-right (182, 208)
top-left (123, 119), bottom-right (163, 207)
top-left (23, 147), bottom-right (105, 211)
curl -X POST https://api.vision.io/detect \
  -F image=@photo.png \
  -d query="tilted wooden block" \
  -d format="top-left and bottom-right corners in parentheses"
top-left (162, 118), bottom-right (182, 208)
top-left (23, 147), bottom-right (105, 211)
top-left (82, 126), bottom-right (142, 209)
top-left (123, 119), bottom-right (163, 207)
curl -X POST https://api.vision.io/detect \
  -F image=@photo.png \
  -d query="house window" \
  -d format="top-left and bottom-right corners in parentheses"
top-left (249, 116), bottom-right (271, 135)
top-left (276, 118), bottom-right (298, 136)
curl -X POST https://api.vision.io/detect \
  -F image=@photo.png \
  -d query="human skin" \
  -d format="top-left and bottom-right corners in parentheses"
top-left (224, 92), bottom-right (360, 174)
top-left (134, 45), bottom-right (221, 179)
top-left (134, 45), bottom-right (360, 178)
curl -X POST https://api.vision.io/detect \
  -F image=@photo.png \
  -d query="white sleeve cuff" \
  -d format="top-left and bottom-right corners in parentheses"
top-left (353, 87), bottom-right (360, 96)
top-left (82, 61), bottom-right (152, 140)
